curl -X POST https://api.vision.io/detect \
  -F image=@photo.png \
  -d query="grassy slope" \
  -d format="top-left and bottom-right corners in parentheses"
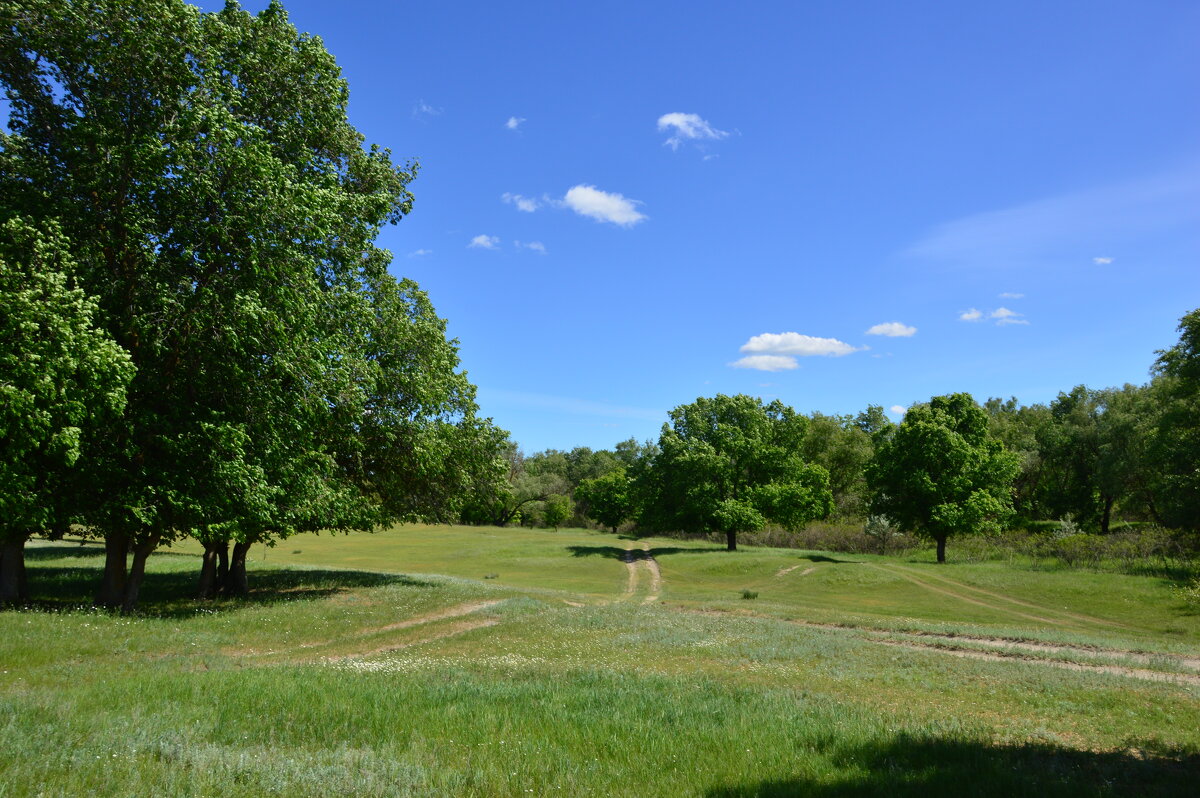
top-left (1, 526), bottom-right (1197, 796)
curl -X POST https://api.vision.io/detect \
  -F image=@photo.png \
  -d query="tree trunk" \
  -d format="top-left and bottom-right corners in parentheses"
top-left (121, 534), bottom-right (161, 614)
top-left (726, 531), bottom-right (737, 552)
top-left (95, 531), bottom-right (129, 607)
top-left (197, 543), bottom-right (223, 600)
top-left (0, 536), bottom-right (29, 605)
top-left (936, 536), bottom-right (947, 564)
top-left (223, 541), bottom-right (251, 597)
top-left (216, 542), bottom-right (229, 585)
top-left (1100, 495), bottom-right (1114, 535)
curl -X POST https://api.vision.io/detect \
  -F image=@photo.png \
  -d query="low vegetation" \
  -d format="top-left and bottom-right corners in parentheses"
top-left (2, 526), bottom-right (1196, 796)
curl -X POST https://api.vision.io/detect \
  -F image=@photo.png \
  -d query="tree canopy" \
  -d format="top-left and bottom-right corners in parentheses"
top-left (0, 0), bottom-right (500, 609)
top-left (639, 394), bottom-right (833, 550)
top-left (0, 218), bottom-right (134, 603)
top-left (867, 393), bottom-right (1018, 563)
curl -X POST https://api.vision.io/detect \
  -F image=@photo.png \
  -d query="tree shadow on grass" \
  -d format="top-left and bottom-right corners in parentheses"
top-left (15, 547), bottom-right (435, 619)
top-left (706, 734), bottom-right (1200, 797)
top-left (567, 545), bottom-right (727, 560)
top-left (798, 554), bottom-right (860, 564)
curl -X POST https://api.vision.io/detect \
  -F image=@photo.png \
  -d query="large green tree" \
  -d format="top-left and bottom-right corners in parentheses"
top-left (1, 0), bottom-right (492, 609)
top-left (0, 218), bottom-right (134, 603)
top-left (867, 393), bottom-right (1018, 563)
top-left (639, 394), bottom-right (833, 551)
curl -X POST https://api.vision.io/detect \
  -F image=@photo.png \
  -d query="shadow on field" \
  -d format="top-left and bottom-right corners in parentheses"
top-left (567, 545), bottom-right (726, 560)
top-left (706, 735), bottom-right (1200, 797)
top-left (16, 545), bottom-right (434, 618)
top-left (798, 554), bottom-right (859, 564)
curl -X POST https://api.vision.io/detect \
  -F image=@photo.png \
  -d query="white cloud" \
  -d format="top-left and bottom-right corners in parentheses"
top-left (890, 405), bottom-right (907, 415)
top-left (562, 184), bottom-right (646, 226)
top-left (468, 234), bottom-right (500, 250)
top-left (502, 192), bottom-right (540, 213)
top-left (407, 248), bottom-right (432, 257)
top-left (865, 321), bottom-right (917, 337)
top-left (505, 116), bottom-right (525, 130)
top-left (904, 162), bottom-right (1200, 268)
top-left (412, 99), bottom-right (441, 119)
top-left (657, 112), bottom-right (729, 150)
top-left (991, 307), bottom-right (1029, 326)
top-left (959, 308), bottom-right (983, 322)
top-left (740, 332), bottom-right (860, 357)
top-left (998, 292), bottom-right (1024, 299)
top-left (515, 240), bottom-right (546, 254)
top-left (1093, 256), bottom-right (1114, 265)
top-left (729, 355), bottom-right (799, 372)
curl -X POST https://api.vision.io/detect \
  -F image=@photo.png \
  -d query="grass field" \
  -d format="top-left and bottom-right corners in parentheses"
top-left (2, 525), bottom-right (1198, 796)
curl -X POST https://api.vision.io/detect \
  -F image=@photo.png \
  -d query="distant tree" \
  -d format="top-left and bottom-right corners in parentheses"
top-left (984, 397), bottom-right (1054, 523)
top-left (0, 219), bottom-right (134, 603)
top-left (801, 412), bottom-right (874, 517)
top-left (1150, 309), bottom-right (1200, 531)
top-left (867, 393), bottom-right (1018, 563)
top-left (640, 394), bottom-right (833, 551)
top-left (576, 469), bottom-right (633, 533)
top-left (854, 404), bottom-right (895, 440)
top-left (1038, 385), bottom-right (1155, 534)
top-left (542, 494), bottom-right (573, 531)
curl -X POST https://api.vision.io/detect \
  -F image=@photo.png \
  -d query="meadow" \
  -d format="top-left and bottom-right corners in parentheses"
top-left (2, 525), bottom-right (1197, 796)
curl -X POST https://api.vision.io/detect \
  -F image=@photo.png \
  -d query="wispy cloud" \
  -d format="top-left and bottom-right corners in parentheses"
top-left (478, 388), bottom-right (662, 422)
top-left (1093, 256), bottom-right (1114, 265)
top-left (865, 321), bottom-right (916, 338)
top-left (740, 332), bottom-right (861, 357)
top-left (991, 307), bottom-right (1029, 326)
top-left (502, 192), bottom-right (541, 213)
top-left (407, 248), bottom-right (432, 258)
top-left (412, 99), bottom-right (442, 119)
top-left (959, 308), bottom-right (983, 322)
top-left (515, 240), bottom-right (546, 254)
top-left (468, 234), bottom-right (500, 250)
top-left (730, 355), bottom-right (800, 372)
top-left (998, 292), bottom-right (1024, 299)
top-left (905, 162), bottom-right (1200, 268)
top-left (657, 112), bottom-right (729, 150)
top-left (505, 116), bottom-right (525, 130)
top-left (562, 185), bottom-right (646, 227)
top-left (890, 405), bottom-right (907, 415)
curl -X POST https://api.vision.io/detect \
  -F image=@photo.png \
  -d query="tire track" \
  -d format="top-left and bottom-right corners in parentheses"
top-left (322, 617), bottom-right (500, 662)
top-left (873, 638), bottom-right (1200, 687)
top-left (868, 563), bottom-right (1066, 626)
top-left (641, 541), bottom-right (662, 604)
top-left (886, 563), bottom-right (1130, 630)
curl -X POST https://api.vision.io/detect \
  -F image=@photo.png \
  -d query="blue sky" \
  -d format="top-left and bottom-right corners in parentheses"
top-left (209, 1), bottom-right (1197, 451)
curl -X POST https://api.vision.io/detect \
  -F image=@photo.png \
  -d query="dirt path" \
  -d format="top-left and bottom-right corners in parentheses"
top-left (244, 599), bottom-right (506, 661)
top-left (619, 545), bottom-right (639, 601)
top-left (873, 638), bottom-right (1200, 687)
top-left (323, 618), bottom-right (500, 662)
top-left (641, 541), bottom-right (662, 604)
top-left (884, 564), bottom-right (1129, 629)
top-left (776, 564), bottom-right (817, 577)
top-left (617, 541), bottom-right (662, 603)
top-left (364, 600), bottom-right (505, 636)
top-left (680, 606), bottom-right (1198, 687)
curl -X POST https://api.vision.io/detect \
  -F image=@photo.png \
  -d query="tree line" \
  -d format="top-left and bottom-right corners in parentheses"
top-left (0, 0), bottom-right (507, 610)
top-left (469, 309), bottom-right (1200, 562)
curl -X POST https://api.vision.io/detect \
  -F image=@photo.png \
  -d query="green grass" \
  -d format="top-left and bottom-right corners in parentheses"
top-left (2, 525), bottom-right (1198, 796)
